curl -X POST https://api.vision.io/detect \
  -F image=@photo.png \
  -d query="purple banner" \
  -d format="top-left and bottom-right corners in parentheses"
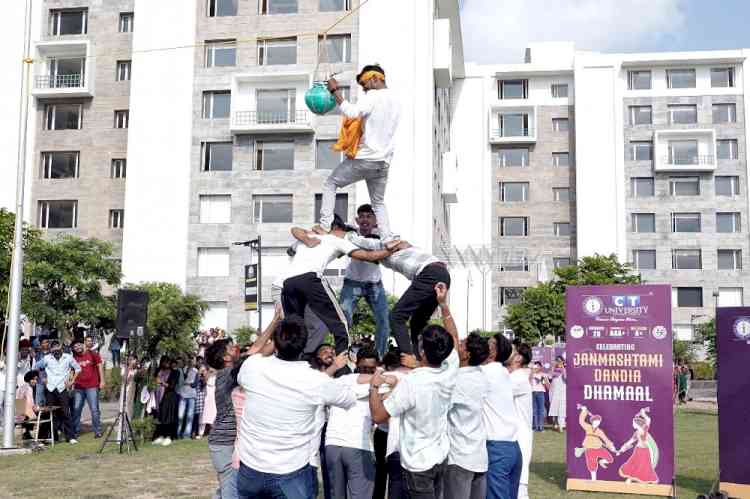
top-left (566, 285), bottom-right (674, 493)
top-left (717, 307), bottom-right (750, 489)
top-left (532, 345), bottom-right (566, 373)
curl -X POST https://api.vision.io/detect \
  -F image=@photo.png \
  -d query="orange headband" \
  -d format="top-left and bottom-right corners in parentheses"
top-left (358, 70), bottom-right (385, 84)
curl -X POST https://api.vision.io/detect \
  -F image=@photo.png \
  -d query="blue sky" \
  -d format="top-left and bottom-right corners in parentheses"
top-left (460, 0), bottom-right (750, 64)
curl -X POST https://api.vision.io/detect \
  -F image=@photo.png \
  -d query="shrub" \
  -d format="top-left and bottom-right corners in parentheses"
top-left (690, 361), bottom-right (715, 380)
top-left (130, 416), bottom-right (156, 444)
top-left (101, 368), bottom-right (122, 402)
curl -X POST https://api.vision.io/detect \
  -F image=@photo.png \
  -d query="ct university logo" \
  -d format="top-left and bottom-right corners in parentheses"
top-left (613, 295), bottom-right (640, 307)
top-left (733, 318), bottom-right (750, 341)
top-left (583, 296), bottom-right (603, 316)
top-left (569, 325), bottom-right (584, 339)
top-left (651, 326), bottom-right (668, 340)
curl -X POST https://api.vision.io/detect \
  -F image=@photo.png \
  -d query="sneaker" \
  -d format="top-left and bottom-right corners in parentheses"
top-left (161, 437), bottom-right (172, 446)
top-left (94, 433), bottom-right (102, 439)
top-left (153, 437), bottom-right (165, 445)
top-left (69, 439), bottom-right (78, 445)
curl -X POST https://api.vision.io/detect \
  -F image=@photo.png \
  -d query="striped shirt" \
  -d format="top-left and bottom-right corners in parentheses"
top-left (381, 246), bottom-right (440, 281)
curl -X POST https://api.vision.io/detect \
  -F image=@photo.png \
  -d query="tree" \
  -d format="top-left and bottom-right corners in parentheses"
top-left (552, 254), bottom-right (640, 293)
top-left (233, 325), bottom-right (257, 347)
top-left (349, 293), bottom-right (398, 339)
top-left (696, 318), bottom-right (717, 367)
top-left (126, 282), bottom-right (208, 360)
top-left (673, 339), bottom-right (696, 365)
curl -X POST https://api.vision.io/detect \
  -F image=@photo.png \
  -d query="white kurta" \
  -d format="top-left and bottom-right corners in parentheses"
top-left (548, 373), bottom-right (566, 419)
top-left (510, 368), bottom-right (533, 487)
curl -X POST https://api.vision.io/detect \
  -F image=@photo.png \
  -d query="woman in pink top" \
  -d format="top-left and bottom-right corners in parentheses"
top-left (230, 385), bottom-right (246, 469)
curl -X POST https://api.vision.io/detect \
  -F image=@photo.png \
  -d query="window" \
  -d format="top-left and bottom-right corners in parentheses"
top-left (717, 212), bottom-right (741, 233)
top-left (496, 148), bottom-right (529, 167)
top-left (114, 110), bottom-right (129, 129)
top-left (674, 287), bottom-right (703, 307)
top-left (109, 209), bottom-right (125, 229)
top-left (314, 193), bottom-right (348, 222)
top-left (629, 106), bottom-right (652, 126)
top-left (498, 80), bottom-right (528, 99)
top-left (552, 118), bottom-right (569, 132)
top-left (317, 140), bottom-right (342, 169)
top-left (631, 177), bottom-right (655, 198)
top-left (632, 249), bottom-right (656, 270)
top-left (553, 187), bottom-right (571, 202)
top-left (498, 114), bottom-right (530, 138)
top-left (500, 287), bottom-right (525, 306)
top-left (500, 182), bottom-right (529, 202)
top-left (716, 176), bottom-right (740, 196)
top-left (38, 200), bottom-right (77, 229)
top-left (500, 255), bottom-right (529, 272)
top-left (320, 0), bottom-right (350, 11)
top-left (554, 222), bottom-right (571, 236)
top-left (257, 89), bottom-right (296, 123)
top-left (260, 0), bottom-right (298, 14)
top-left (253, 195), bottom-right (293, 223)
top-left (44, 104), bottom-right (81, 130)
top-left (46, 58), bottom-right (85, 88)
top-left (208, 0), bottom-right (237, 16)
top-left (119, 12), bottom-right (134, 32)
top-left (718, 249), bottom-right (742, 270)
top-left (551, 84), bottom-right (568, 98)
top-left (202, 91), bottom-right (231, 119)
top-left (673, 325), bottom-right (695, 342)
top-left (672, 249), bottom-right (701, 270)
top-left (666, 69), bottom-right (696, 89)
top-left (632, 213), bottom-right (655, 233)
top-left (500, 217), bottom-right (528, 236)
top-left (111, 159), bottom-right (126, 178)
top-left (717, 139), bottom-right (738, 160)
top-left (552, 152), bottom-right (569, 167)
top-left (718, 288), bottom-right (743, 307)
top-left (553, 257), bottom-right (572, 269)
top-left (205, 40), bottom-right (237, 67)
top-left (202, 142), bottom-right (233, 171)
top-left (711, 68), bottom-right (734, 88)
top-left (49, 9), bottom-right (87, 35)
top-left (41, 152), bottom-right (79, 179)
top-left (713, 103), bottom-right (736, 124)
top-left (319, 35), bottom-right (351, 64)
top-left (672, 213), bottom-right (701, 232)
top-left (258, 38), bottom-right (297, 65)
top-left (668, 140), bottom-right (698, 165)
top-left (630, 141), bottom-right (653, 161)
top-left (256, 141), bottom-right (294, 170)
top-left (199, 195), bottom-right (231, 223)
top-left (628, 70), bottom-right (652, 90)
top-left (668, 105), bottom-right (697, 124)
top-left (669, 177), bottom-right (700, 196)
top-left (116, 61), bottom-right (132, 81)
top-left (197, 248), bottom-right (230, 277)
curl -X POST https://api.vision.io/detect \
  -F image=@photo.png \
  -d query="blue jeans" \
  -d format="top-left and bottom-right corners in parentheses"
top-left (486, 441), bottom-right (522, 499)
top-left (340, 279), bottom-right (391, 357)
top-left (532, 392), bottom-right (547, 431)
top-left (72, 387), bottom-right (101, 437)
top-left (237, 462), bottom-right (316, 499)
top-left (209, 443), bottom-right (239, 499)
top-left (178, 397), bottom-right (196, 438)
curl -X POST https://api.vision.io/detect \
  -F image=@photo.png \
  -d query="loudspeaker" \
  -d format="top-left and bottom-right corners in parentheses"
top-left (116, 289), bottom-right (149, 340)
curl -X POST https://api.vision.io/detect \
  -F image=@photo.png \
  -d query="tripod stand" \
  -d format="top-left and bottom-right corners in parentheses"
top-left (99, 338), bottom-right (138, 455)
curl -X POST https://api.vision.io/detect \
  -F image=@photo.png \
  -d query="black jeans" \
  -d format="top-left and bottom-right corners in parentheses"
top-left (391, 264), bottom-right (451, 355)
top-left (282, 272), bottom-right (350, 354)
top-left (388, 452), bottom-right (409, 499)
top-left (402, 460), bottom-right (447, 499)
top-left (44, 388), bottom-right (74, 441)
top-left (373, 428), bottom-right (388, 499)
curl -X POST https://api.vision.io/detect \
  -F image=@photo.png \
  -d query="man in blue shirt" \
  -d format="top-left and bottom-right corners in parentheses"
top-left (37, 340), bottom-right (81, 444)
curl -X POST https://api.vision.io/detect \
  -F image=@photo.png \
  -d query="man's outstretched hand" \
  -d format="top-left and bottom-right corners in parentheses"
top-left (435, 282), bottom-right (448, 304)
top-left (327, 78), bottom-right (339, 93)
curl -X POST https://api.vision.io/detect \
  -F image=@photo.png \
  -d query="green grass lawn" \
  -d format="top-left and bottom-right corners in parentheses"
top-left (0, 408), bottom-right (717, 499)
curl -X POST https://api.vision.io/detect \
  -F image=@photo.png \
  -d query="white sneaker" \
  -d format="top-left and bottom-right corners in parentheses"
top-left (153, 437), bottom-right (165, 445)
top-left (69, 439), bottom-right (78, 445)
top-left (161, 437), bottom-right (172, 446)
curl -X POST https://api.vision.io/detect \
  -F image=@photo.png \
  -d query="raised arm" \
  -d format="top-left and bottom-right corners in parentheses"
top-left (577, 404), bottom-right (590, 430)
top-left (435, 283), bottom-right (460, 350)
top-left (291, 227), bottom-right (321, 248)
top-left (247, 303), bottom-right (283, 357)
top-left (369, 371), bottom-right (391, 424)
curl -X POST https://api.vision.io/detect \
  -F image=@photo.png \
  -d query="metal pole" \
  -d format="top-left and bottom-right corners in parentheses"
top-left (3, 0), bottom-right (33, 449)
top-left (481, 269), bottom-right (487, 331)
top-left (257, 236), bottom-right (262, 332)
top-left (465, 273), bottom-right (470, 334)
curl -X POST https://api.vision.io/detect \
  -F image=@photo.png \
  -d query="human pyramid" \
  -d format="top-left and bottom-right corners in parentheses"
top-left (205, 65), bottom-right (534, 499)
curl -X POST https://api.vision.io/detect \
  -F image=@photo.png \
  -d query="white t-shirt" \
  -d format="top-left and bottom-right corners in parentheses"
top-left (448, 366), bottom-right (489, 473)
top-left (481, 362), bottom-right (519, 442)
top-left (383, 350), bottom-right (459, 472)
top-left (237, 354), bottom-right (357, 474)
top-left (531, 373), bottom-right (547, 393)
top-left (340, 88), bottom-right (401, 164)
top-left (309, 405), bottom-right (327, 468)
top-left (273, 234), bottom-right (359, 287)
top-left (325, 374), bottom-right (374, 452)
top-left (379, 370), bottom-right (407, 457)
top-left (510, 367), bottom-right (533, 485)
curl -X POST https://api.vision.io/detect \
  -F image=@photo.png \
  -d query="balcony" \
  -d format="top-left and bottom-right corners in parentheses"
top-left (489, 105), bottom-right (537, 144)
top-left (489, 125), bottom-right (536, 144)
top-left (31, 40), bottom-right (93, 99)
top-left (654, 129), bottom-right (717, 172)
top-left (230, 110), bottom-right (313, 135)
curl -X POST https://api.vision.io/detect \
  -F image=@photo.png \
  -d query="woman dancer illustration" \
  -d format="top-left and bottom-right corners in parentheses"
top-left (617, 407), bottom-right (660, 484)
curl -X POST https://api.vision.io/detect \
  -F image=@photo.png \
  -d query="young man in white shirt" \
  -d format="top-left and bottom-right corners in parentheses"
top-left (321, 65), bottom-right (401, 239)
top-left (446, 332), bottom-right (491, 499)
top-left (368, 283), bottom-right (460, 499)
top-left (482, 333), bottom-right (523, 499)
top-left (508, 343), bottom-right (534, 499)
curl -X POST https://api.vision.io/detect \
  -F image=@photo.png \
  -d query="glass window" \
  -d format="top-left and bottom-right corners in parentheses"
top-left (668, 105), bottom-right (697, 124)
top-left (553, 187), bottom-right (571, 201)
top-left (632, 177), bottom-right (655, 198)
top-left (38, 200), bottom-right (77, 229)
top-left (552, 118), bottom-right (569, 132)
top-left (718, 288), bottom-right (743, 307)
top-left (253, 195), bottom-right (293, 223)
top-left (632, 213), bottom-right (656, 233)
top-left (669, 177), bottom-right (700, 196)
top-left (500, 217), bottom-right (528, 236)
top-left (257, 89), bottom-right (296, 123)
top-left (258, 38), bottom-right (297, 65)
top-left (628, 70), bottom-right (652, 90)
top-left (116, 61), bottom-right (132, 81)
top-left (119, 12), bottom-right (134, 32)
top-left (551, 84), bottom-right (568, 98)
top-left (260, 0), bottom-right (298, 14)
top-left (553, 257), bottom-right (572, 269)
top-left (320, 0), bottom-right (350, 11)
top-left (500, 182), bottom-right (529, 202)
top-left (202, 91), bottom-right (231, 119)
top-left (114, 110), bottom-right (129, 129)
top-left (630, 141), bottom-right (653, 161)
top-left (717, 212), bottom-right (741, 233)
top-left (552, 152), bottom-right (569, 167)
top-left (44, 104), bottom-right (81, 130)
top-left (675, 287), bottom-right (703, 307)
top-left (554, 222), bottom-right (571, 236)
top-left (715, 176), bottom-right (740, 196)
top-left (41, 151), bottom-right (79, 179)
top-left (713, 103), bottom-right (737, 123)
top-left (49, 9), bottom-right (87, 35)
top-left (500, 254), bottom-right (529, 272)
top-left (208, 0), bottom-right (238, 16)
top-left (632, 249), bottom-right (656, 270)
top-left (109, 209), bottom-right (125, 229)
top-left (317, 140), bottom-right (342, 169)
top-left (498, 114), bottom-right (530, 137)
top-left (45, 58), bottom-right (85, 89)
top-left (256, 141), bottom-right (294, 171)
top-left (672, 249), bottom-right (701, 270)
top-left (668, 140), bottom-right (698, 165)
top-left (667, 69), bottom-right (696, 89)
top-left (630, 106), bottom-right (652, 125)
top-left (202, 142), bottom-right (233, 171)
top-left (711, 68), bottom-right (734, 88)
top-left (498, 80), bottom-right (528, 99)
top-left (496, 148), bottom-right (529, 167)
top-left (671, 213), bottom-right (701, 232)
top-left (199, 195), bottom-right (231, 223)
top-left (314, 193), bottom-right (348, 222)
top-left (111, 159), bottom-right (126, 179)
top-left (205, 40), bottom-right (236, 67)
top-left (718, 249), bottom-right (742, 270)
top-left (319, 35), bottom-right (351, 64)
top-left (197, 248), bottom-right (230, 277)
top-left (500, 287), bottom-right (525, 306)
top-left (717, 139), bottom-right (738, 160)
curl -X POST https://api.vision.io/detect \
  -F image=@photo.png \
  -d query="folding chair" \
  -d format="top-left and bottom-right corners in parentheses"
top-left (33, 405), bottom-right (58, 447)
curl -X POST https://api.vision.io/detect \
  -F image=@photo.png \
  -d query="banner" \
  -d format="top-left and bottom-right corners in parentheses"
top-left (532, 345), bottom-right (565, 373)
top-left (565, 285), bottom-right (674, 496)
top-left (244, 264), bottom-right (258, 311)
top-left (717, 307), bottom-right (750, 498)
